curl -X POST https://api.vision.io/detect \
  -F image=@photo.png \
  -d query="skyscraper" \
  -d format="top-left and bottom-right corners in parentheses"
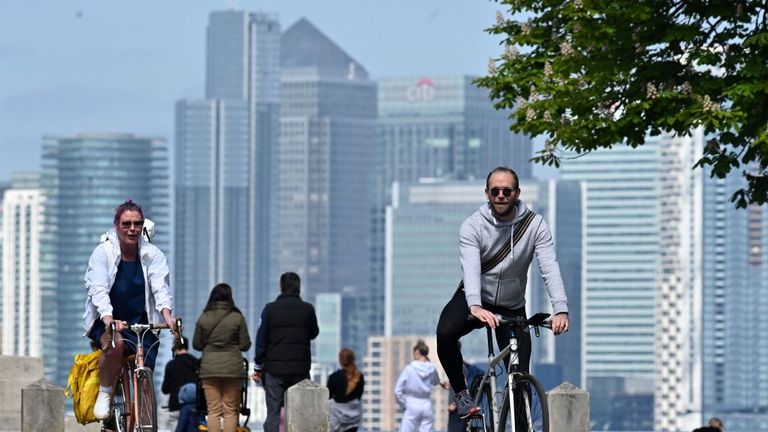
top-left (699, 160), bottom-right (768, 431)
top-left (654, 130), bottom-right (704, 431)
top-left (40, 133), bottom-right (169, 385)
top-left (1, 172), bottom-right (42, 357)
top-left (377, 76), bottom-right (532, 184)
top-left (277, 18), bottom-right (376, 304)
top-left (560, 143), bottom-right (661, 428)
top-left (175, 10), bottom-right (281, 338)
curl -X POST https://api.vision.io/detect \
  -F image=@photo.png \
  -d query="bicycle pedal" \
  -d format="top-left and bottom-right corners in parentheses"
top-left (460, 407), bottom-right (482, 420)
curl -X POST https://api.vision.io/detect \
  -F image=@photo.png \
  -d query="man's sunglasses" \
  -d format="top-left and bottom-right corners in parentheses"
top-left (120, 220), bottom-right (145, 229)
top-left (488, 187), bottom-right (515, 198)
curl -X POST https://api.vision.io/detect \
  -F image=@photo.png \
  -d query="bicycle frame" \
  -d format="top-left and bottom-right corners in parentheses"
top-left (469, 313), bottom-right (550, 432)
top-left (106, 319), bottom-right (183, 432)
top-left (471, 327), bottom-right (522, 431)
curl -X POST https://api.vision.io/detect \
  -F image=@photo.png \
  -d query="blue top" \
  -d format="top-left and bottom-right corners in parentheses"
top-left (110, 258), bottom-right (148, 324)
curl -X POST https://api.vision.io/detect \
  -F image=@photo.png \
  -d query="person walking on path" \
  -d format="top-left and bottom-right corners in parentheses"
top-left (251, 272), bottom-right (319, 432)
top-left (193, 283), bottom-right (251, 432)
top-left (327, 348), bottom-right (365, 432)
top-left (394, 340), bottom-right (449, 432)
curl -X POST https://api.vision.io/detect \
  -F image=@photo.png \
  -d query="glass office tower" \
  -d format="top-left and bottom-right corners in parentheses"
top-left (175, 10), bottom-right (281, 341)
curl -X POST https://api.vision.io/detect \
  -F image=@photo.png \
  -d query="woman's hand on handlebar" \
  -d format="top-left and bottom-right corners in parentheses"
top-left (103, 315), bottom-right (127, 332)
top-left (161, 308), bottom-right (179, 336)
top-left (470, 305), bottom-right (500, 328)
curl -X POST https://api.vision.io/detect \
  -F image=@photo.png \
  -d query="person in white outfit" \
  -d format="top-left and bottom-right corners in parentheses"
top-left (394, 340), bottom-right (448, 432)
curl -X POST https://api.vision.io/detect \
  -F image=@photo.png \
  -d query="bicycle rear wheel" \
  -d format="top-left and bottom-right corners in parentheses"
top-left (135, 368), bottom-right (157, 432)
top-left (498, 374), bottom-right (548, 432)
top-left (103, 371), bottom-right (130, 432)
top-left (465, 375), bottom-right (492, 432)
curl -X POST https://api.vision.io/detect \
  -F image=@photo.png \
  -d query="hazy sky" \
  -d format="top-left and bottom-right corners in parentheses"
top-left (0, 0), bottom-right (554, 181)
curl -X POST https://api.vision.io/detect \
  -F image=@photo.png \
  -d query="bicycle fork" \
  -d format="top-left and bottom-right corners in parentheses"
top-left (507, 335), bottom-right (518, 432)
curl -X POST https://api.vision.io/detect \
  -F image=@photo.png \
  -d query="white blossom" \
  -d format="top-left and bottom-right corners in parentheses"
top-left (488, 58), bottom-right (498, 75)
top-left (496, 11), bottom-right (505, 26)
top-left (701, 95), bottom-right (719, 112)
top-left (504, 45), bottom-right (520, 61)
top-left (521, 19), bottom-right (533, 36)
top-left (560, 41), bottom-right (574, 56)
top-left (646, 83), bottom-right (660, 99)
top-left (526, 108), bottom-right (536, 121)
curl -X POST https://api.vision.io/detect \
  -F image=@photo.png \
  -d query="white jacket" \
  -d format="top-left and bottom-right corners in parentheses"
top-left (82, 227), bottom-right (172, 335)
top-left (394, 360), bottom-right (441, 409)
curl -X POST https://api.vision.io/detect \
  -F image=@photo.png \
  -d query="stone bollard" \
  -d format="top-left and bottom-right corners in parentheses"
top-left (284, 379), bottom-right (329, 432)
top-left (22, 378), bottom-right (65, 432)
top-left (0, 356), bottom-right (44, 431)
top-left (548, 381), bottom-right (590, 432)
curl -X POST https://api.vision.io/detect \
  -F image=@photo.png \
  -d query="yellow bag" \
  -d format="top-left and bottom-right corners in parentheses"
top-left (64, 350), bottom-right (101, 424)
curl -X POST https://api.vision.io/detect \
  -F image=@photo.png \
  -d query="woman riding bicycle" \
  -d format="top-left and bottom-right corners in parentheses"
top-left (83, 200), bottom-right (176, 420)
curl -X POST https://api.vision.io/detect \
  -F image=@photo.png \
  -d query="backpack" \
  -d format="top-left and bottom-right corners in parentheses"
top-left (64, 350), bottom-right (101, 425)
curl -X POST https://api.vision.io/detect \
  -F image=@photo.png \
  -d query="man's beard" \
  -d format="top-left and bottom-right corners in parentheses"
top-left (490, 201), bottom-right (515, 218)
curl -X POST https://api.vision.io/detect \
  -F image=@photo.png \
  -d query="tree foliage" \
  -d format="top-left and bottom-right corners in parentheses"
top-left (475, 0), bottom-right (768, 207)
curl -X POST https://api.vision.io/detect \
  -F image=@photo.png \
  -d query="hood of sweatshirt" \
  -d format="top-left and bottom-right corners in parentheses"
top-left (478, 199), bottom-right (532, 227)
top-left (410, 360), bottom-right (437, 379)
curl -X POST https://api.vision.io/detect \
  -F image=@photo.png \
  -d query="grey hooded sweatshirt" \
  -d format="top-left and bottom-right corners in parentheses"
top-left (459, 200), bottom-right (568, 314)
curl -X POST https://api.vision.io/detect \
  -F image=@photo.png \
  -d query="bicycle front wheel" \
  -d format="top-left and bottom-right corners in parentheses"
top-left (498, 374), bottom-right (549, 432)
top-left (135, 368), bottom-right (157, 432)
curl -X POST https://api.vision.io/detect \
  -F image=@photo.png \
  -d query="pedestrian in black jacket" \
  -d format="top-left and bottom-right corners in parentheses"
top-left (251, 272), bottom-right (319, 432)
top-left (161, 337), bottom-right (198, 431)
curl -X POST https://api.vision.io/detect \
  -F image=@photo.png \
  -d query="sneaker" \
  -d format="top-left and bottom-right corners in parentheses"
top-left (455, 389), bottom-right (481, 419)
top-left (93, 391), bottom-right (111, 420)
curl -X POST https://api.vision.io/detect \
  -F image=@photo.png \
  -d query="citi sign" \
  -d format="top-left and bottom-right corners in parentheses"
top-left (405, 78), bottom-right (436, 102)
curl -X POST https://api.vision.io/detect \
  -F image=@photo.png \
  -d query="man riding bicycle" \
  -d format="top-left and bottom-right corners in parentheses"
top-left (83, 200), bottom-right (177, 420)
top-left (436, 167), bottom-right (569, 418)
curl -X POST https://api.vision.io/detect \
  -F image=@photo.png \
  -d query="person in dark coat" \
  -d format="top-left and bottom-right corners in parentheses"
top-left (193, 283), bottom-right (251, 432)
top-left (251, 272), bottom-right (319, 432)
top-left (161, 336), bottom-right (198, 431)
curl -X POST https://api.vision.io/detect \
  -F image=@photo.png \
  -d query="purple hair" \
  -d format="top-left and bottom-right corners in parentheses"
top-left (113, 199), bottom-right (144, 225)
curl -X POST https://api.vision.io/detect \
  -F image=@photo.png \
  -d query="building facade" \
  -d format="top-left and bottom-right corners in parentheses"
top-left (277, 18), bottom-right (376, 305)
top-left (1, 172), bottom-right (42, 357)
top-left (560, 143), bottom-right (661, 428)
top-left (699, 160), bottom-right (768, 431)
top-left (175, 10), bottom-right (281, 340)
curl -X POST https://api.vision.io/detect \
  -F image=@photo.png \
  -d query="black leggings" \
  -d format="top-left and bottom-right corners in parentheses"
top-left (436, 288), bottom-right (531, 393)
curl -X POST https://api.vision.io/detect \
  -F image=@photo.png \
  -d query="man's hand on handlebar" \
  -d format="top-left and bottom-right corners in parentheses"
top-left (470, 305), bottom-right (500, 328)
top-left (551, 312), bottom-right (569, 335)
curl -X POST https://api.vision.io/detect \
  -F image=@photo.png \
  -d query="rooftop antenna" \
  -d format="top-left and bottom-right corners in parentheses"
top-left (228, 0), bottom-right (238, 10)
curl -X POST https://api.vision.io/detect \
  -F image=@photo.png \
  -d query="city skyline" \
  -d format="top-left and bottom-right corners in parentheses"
top-left (0, 0), bottom-right (512, 181)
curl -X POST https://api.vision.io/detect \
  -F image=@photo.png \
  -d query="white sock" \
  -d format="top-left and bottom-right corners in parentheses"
top-left (99, 385), bottom-right (112, 394)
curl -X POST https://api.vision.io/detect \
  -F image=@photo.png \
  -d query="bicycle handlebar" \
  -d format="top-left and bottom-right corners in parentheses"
top-left (105, 317), bottom-right (184, 350)
top-left (467, 312), bottom-right (553, 337)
